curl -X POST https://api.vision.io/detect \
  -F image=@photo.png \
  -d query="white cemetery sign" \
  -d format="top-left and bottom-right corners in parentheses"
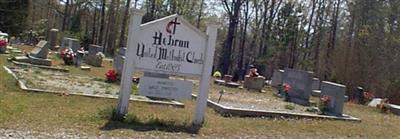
top-left (117, 9), bottom-right (218, 126)
top-left (139, 77), bottom-right (192, 100)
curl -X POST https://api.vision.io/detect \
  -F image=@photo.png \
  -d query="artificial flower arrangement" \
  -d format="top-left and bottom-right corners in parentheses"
top-left (0, 39), bottom-right (7, 53)
top-left (282, 83), bottom-right (292, 101)
top-left (60, 48), bottom-right (76, 65)
top-left (319, 95), bottom-right (331, 114)
top-left (105, 69), bottom-right (118, 83)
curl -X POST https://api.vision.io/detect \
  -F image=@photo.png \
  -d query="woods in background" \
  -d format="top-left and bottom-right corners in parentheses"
top-left (1, 0), bottom-right (400, 104)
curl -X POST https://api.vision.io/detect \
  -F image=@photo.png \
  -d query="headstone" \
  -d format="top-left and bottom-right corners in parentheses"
top-left (312, 78), bottom-right (321, 90)
top-left (321, 81), bottom-right (346, 116)
top-left (88, 44), bottom-right (103, 55)
top-left (29, 56), bottom-right (52, 66)
top-left (30, 40), bottom-right (49, 59)
top-left (282, 68), bottom-right (313, 105)
top-left (60, 37), bottom-right (71, 50)
top-left (85, 52), bottom-right (104, 67)
top-left (271, 69), bottom-right (284, 87)
top-left (70, 38), bottom-right (80, 52)
top-left (113, 48), bottom-right (126, 75)
top-left (49, 29), bottom-right (58, 50)
top-left (244, 76), bottom-right (266, 91)
top-left (75, 49), bottom-right (85, 66)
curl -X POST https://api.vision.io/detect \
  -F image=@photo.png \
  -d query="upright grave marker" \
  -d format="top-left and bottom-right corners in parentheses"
top-left (117, 9), bottom-right (218, 126)
top-left (282, 68), bottom-right (313, 105)
top-left (321, 81), bottom-right (346, 116)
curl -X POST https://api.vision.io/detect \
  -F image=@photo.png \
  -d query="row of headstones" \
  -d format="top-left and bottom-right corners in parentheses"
top-left (60, 37), bottom-right (104, 67)
top-left (271, 68), bottom-right (346, 116)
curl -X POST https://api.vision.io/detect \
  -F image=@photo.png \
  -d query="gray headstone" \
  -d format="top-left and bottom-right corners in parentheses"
top-left (88, 44), bottom-right (103, 55)
top-left (312, 78), bottom-right (321, 90)
top-left (30, 40), bottom-right (49, 59)
top-left (85, 52), bottom-right (103, 67)
top-left (113, 54), bottom-right (125, 74)
top-left (60, 37), bottom-right (71, 50)
top-left (321, 81), bottom-right (346, 116)
top-left (70, 38), bottom-right (80, 52)
top-left (282, 68), bottom-right (313, 105)
top-left (271, 69), bottom-right (284, 87)
top-left (49, 29), bottom-right (58, 50)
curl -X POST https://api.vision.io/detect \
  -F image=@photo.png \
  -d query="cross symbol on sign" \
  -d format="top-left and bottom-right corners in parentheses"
top-left (166, 17), bottom-right (181, 34)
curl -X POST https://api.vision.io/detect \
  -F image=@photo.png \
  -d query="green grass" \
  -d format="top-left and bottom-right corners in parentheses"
top-left (1, 47), bottom-right (400, 138)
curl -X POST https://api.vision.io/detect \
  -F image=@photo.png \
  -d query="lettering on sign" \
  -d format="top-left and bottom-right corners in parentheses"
top-left (135, 16), bottom-right (207, 76)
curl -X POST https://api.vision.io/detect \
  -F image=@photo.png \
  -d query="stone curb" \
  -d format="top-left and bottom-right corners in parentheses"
top-left (3, 66), bottom-right (184, 108)
top-left (192, 94), bottom-right (361, 122)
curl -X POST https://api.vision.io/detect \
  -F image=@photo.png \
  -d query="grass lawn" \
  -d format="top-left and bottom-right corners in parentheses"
top-left (1, 46), bottom-right (400, 138)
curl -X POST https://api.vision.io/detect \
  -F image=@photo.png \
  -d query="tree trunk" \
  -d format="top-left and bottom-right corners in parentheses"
top-left (62, 0), bottom-right (70, 31)
top-left (99, 0), bottom-right (106, 46)
top-left (118, 0), bottom-right (131, 48)
top-left (196, 0), bottom-right (205, 28)
top-left (221, 0), bottom-right (242, 75)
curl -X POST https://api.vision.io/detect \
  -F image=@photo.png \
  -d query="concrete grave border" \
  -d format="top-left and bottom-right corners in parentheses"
top-left (11, 61), bottom-right (69, 72)
top-left (3, 66), bottom-right (184, 108)
top-left (192, 94), bottom-right (361, 122)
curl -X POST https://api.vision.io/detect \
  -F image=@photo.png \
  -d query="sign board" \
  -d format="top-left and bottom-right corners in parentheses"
top-left (139, 76), bottom-right (192, 100)
top-left (134, 15), bottom-right (207, 76)
top-left (117, 9), bottom-right (218, 126)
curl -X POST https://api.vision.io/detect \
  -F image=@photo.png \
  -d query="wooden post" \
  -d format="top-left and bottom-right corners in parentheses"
top-left (116, 9), bottom-right (145, 118)
top-left (193, 25), bottom-right (218, 125)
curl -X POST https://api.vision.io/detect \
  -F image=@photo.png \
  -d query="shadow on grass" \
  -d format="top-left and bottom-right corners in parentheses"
top-left (98, 106), bottom-right (201, 134)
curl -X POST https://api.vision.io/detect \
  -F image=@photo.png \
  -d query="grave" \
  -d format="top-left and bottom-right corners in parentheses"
top-left (312, 78), bottom-right (321, 90)
top-left (113, 47), bottom-right (126, 75)
top-left (85, 44), bottom-right (104, 67)
top-left (60, 37), bottom-right (80, 52)
top-left (49, 29), bottom-right (58, 50)
top-left (320, 81), bottom-right (346, 116)
top-left (14, 40), bottom-right (52, 66)
top-left (243, 76), bottom-right (265, 91)
top-left (271, 69), bottom-right (284, 87)
top-left (282, 68), bottom-right (313, 106)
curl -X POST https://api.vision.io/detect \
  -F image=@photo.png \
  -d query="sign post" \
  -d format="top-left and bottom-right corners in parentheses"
top-left (193, 25), bottom-right (218, 125)
top-left (116, 9), bottom-right (145, 117)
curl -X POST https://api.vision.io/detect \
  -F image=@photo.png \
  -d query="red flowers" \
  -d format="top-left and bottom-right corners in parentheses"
top-left (0, 39), bottom-right (7, 48)
top-left (283, 83), bottom-right (292, 92)
top-left (105, 69), bottom-right (118, 82)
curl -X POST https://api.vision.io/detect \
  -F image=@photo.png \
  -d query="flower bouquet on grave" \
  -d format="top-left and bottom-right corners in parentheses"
top-left (0, 39), bottom-right (7, 53)
top-left (282, 83), bottom-right (292, 101)
top-left (105, 69), bottom-right (118, 83)
top-left (60, 48), bottom-right (76, 65)
top-left (319, 95), bottom-right (331, 115)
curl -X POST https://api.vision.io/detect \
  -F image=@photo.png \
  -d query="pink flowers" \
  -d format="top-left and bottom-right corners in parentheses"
top-left (283, 83), bottom-right (292, 92)
top-left (105, 69), bottom-right (118, 82)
